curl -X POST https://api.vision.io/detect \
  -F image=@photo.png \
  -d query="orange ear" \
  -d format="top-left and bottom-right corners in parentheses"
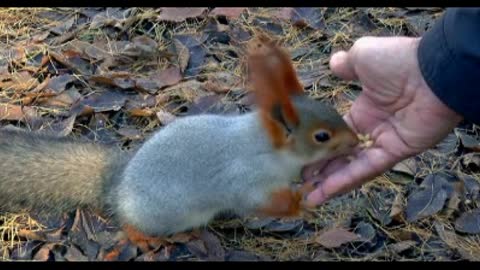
top-left (246, 34), bottom-right (304, 148)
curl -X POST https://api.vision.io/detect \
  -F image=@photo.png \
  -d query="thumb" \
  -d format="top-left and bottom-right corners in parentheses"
top-left (329, 50), bottom-right (358, 81)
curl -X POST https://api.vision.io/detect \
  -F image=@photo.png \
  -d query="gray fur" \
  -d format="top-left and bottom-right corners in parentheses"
top-left (0, 95), bottom-right (355, 236)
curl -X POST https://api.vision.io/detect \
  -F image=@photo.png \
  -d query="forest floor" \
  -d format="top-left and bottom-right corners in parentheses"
top-left (0, 7), bottom-right (479, 261)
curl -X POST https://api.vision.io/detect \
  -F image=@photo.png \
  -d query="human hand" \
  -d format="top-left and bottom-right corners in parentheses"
top-left (304, 36), bottom-right (463, 205)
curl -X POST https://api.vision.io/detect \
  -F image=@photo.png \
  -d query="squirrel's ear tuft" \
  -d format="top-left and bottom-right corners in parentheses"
top-left (246, 33), bottom-right (304, 148)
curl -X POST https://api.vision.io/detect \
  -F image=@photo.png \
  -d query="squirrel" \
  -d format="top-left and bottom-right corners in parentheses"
top-left (0, 34), bottom-right (358, 252)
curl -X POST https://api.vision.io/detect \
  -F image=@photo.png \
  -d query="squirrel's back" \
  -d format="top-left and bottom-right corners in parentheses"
top-left (0, 129), bottom-right (128, 215)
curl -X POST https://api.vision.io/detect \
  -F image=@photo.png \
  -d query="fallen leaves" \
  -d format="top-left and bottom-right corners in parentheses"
top-left (158, 8), bottom-right (207, 22)
top-left (315, 228), bottom-right (360, 248)
top-left (455, 208), bottom-right (480, 234)
top-left (406, 174), bottom-right (449, 222)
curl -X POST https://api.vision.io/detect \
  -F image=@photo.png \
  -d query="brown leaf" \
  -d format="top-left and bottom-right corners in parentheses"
top-left (158, 8), bottom-right (207, 22)
top-left (186, 240), bottom-right (208, 259)
top-left (0, 71), bottom-right (39, 92)
top-left (297, 61), bottom-right (329, 88)
top-left (47, 115), bottom-right (77, 137)
top-left (210, 8), bottom-right (246, 19)
top-left (392, 158), bottom-right (418, 176)
top-left (90, 72), bottom-right (131, 88)
top-left (49, 50), bottom-right (92, 76)
top-left (173, 39), bottom-right (190, 73)
top-left (122, 35), bottom-right (158, 59)
top-left (203, 72), bottom-right (240, 93)
top-left (128, 108), bottom-right (155, 117)
top-left (455, 208), bottom-right (480, 234)
top-left (38, 87), bottom-right (82, 108)
top-left (456, 129), bottom-right (480, 151)
top-left (84, 44), bottom-right (109, 60)
top-left (33, 244), bottom-right (54, 261)
top-left (200, 230), bottom-right (225, 261)
top-left (135, 78), bottom-right (160, 94)
top-left (166, 232), bottom-right (195, 244)
top-left (90, 8), bottom-right (131, 29)
top-left (173, 34), bottom-right (207, 77)
top-left (390, 192), bottom-right (405, 221)
top-left (406, 174), bottom-right (449, 222)
top-left (150, 67), bottom-right (183, 89)
top-left (275, 8), bottom-right (325, 30)
top-left (64, 245), bottom-right (88, 261)
top-left (445, 181), bottom-right (464, 217)
top-left (17, 229), bottom-right (47, 241)
top-left (44, 74), bottom-right (75, 95)
top-left (462, 153), bottom-right (480, 169)
top-left (387, 240), bottom-right (417, 254)
top-left (156, 110), bottom-right (176, 125)
top-left (315, 228), bottom-right (360, 248)
top-left (117, 127), bottom-right (143, 140)
top-left (80, 90), bottom-right (128, 112)
top-left (0, 104), bottom-right (37, 121)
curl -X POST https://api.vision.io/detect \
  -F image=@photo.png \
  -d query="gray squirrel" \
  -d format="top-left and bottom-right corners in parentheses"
top-left (0, 34), bottom-right (358, 252)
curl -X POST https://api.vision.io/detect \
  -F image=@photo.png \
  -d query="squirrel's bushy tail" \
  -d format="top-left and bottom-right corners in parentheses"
top-left (0, 129), bottom-right (128, 215)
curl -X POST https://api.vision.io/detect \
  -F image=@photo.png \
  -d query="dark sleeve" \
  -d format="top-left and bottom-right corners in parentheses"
top-left (417, 8), bottom-right (480, 124)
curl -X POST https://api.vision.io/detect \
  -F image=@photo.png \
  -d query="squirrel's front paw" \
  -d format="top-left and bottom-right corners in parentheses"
top-left (256, 182), bottom-right (316, 218)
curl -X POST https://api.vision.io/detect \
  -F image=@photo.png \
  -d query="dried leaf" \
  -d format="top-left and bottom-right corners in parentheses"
top-left (265, 219), bottom-right (303, 233)
top-left (200, 230), bottom-right (225, 261)
top-left (134, 78), bottom-right (160, 94)
top-left (456, 129), bottom-right (480, 151)
top-left (122, 35), bottom-right (158, 59)
top-left (0, 104), bottom-right (37, 121)
top-left (173, 39), bottom-right (190, 73)
top-left (445, 181), bottom-right (464, 217)
top-left (210, 8), bottom-right (246, 19)
top-left (275, 8), bottom-right (325, 30)
top-left (17, 229), bottom-right (47, 242)
top-left (49, 50), bottom-right (93, 76)
top-left (459, 174), bottom-right (480, 201)
top-left (0, 71), bottom-right (39, 92)
top-left (128, 108), bottom-right (155, 117)
top-left (46, 115), bottom-right (77, 137)
top-left (173, 34), bottom-right (207, 77)
top-left (117, 242), bottom-right (138, 261)
top-left (406, 174), bottom-right (449, 222)
top-left (354, 222), bottom-right (376, 242)
top-left (43, 74), bottom-right (75, 95)
top-left (158, 8), bottom-right (207, 22)
top-left (390, 191), bottom-right (405, 221)
top-left (38, 87), bottom-right (82, 108)
top-left (462, 153), bottom-right (480, 169)
top-left (392, 158), bottom-right (418, 176)
top-left (315, 228), bottom-right (360, 248)
top-left (151, 67), bottom-right (183, 89)
top-left (387, 240), bottom-right (417, 254)
top-left (116, 127), bottom-right (142, 140)
top-left (50, 16), bottom-right (76, 35)
top-left (297, 62), bottom-right (329, 88)
top-left (156, 110), bottom-right (176, 125)
top-left (245, 217), bottom-right (275, 230)
top-left (64, 245), bottom-right (88, 261)
top-left (186, 240), bottom-right (208, 259)
top-left (80, 91), bottom-right (128, 112)
top-left (455, 208), bottom-right (480, 234)
top-left (33, 244), bottom-right (54, 261)
top-left (90, 8), bottom-right (131, 29)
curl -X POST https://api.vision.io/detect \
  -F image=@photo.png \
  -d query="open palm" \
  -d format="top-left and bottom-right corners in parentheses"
top-left (305, 37), bottom-right (463, 205)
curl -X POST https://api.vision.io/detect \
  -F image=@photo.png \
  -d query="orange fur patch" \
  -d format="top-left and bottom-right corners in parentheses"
top-left (246, 33), bottom-right (304, 148)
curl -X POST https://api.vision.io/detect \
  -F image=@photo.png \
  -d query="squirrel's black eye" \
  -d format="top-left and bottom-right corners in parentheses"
top-left (313, 130), bottom-right (331, 143)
